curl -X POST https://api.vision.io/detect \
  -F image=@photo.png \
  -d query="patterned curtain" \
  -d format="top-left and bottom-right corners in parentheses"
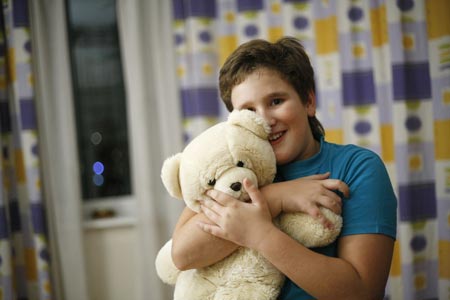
top-left (171, 0), bottom-right (450, 299)
top-left (0, 1), bottom-right (52, 299)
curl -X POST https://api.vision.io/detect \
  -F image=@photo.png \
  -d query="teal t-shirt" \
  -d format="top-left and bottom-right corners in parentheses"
top-left (276, 138), bottom-right (397, 300)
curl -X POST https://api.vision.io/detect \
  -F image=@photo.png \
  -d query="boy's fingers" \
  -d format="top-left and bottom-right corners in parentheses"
top-left (303, 172), bottom-right (330, 180)
top-left (314, 212), bottom-right (335, 230)
top-left (196, 222), bottom-right (224, 238)
top-left (243, 178), bottom-right (262, 203)
top-left (320, 191), bottom-right (342, 214)
top-left (200, 202), bottom-right (221, 221)
top-left (323, 179), bottom-right (350, 198)
top-left (207, 189), bottom-right (235, 206)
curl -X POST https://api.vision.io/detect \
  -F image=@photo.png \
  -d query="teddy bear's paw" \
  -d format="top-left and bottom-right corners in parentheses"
top-left (279, 208), bottom-right (343, 248)
top-left (155, 240), bottom-right (180, 285)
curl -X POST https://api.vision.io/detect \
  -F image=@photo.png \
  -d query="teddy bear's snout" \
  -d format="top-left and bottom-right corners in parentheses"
top-left (230, 182), bottom-right (242, 192)
top-left (213, 168), bottom-right (256, 200)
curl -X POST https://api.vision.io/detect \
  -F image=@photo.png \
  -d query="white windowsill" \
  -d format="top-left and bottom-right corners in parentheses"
top-left (82, 196), bottom-right (137, 230)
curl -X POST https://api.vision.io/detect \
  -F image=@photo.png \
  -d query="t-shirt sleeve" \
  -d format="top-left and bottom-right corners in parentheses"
top-left (340, 149), bottom-right (397, 239)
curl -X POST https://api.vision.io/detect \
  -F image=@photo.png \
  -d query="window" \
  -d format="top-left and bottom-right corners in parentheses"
top-left (66, 0), bottom-right (131, 200)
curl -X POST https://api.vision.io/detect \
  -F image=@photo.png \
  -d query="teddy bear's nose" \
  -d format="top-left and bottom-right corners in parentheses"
top-left (230, 182), bottom-right (242, 192)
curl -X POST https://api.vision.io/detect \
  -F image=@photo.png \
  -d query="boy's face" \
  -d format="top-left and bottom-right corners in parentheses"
top-left (230, 68), bottom-right (319, 165)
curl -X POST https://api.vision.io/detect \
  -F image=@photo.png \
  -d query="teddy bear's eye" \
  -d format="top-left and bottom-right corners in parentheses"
top-left (208, 179), bottom-right (216, 186)
top-left (237, 161), bottom-right (244, 167)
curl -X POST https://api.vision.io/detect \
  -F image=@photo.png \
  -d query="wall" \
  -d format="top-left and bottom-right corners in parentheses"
top-left (84, 225), bottom-right (140, 300)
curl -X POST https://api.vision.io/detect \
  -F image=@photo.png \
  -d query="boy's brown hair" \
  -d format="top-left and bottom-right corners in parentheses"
top-left (219, 36), bottom-right (324, 141)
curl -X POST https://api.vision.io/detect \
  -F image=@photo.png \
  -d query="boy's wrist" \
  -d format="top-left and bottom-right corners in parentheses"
top-left (252, 222), bottom-right (279, 251)
top-left (260, 183), bottom-right (283, 217)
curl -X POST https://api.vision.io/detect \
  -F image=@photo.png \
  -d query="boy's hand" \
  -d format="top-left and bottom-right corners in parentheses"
top-left (263, 173), bottom-right (349, 228)
top-left (197, 178), bottom-right (276, 249)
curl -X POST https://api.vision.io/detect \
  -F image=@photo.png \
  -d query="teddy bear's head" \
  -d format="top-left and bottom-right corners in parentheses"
top-left (161, 110), bottom-right (276, 212)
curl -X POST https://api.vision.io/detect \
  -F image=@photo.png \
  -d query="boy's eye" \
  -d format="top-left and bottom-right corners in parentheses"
top-left (208, 179), bottom-right (216, 186)
top-left (271, 98), bottom-right (282, 106)
top-left (237, 161), bottom-right (244, 167)
top-left (245, 108), bottom-right (255, 112)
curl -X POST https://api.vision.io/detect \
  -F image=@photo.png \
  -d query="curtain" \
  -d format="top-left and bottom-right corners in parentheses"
top-left (0, 0), bottom-right (52, 299)
top-left (171, 0), bottom-right (450, 299)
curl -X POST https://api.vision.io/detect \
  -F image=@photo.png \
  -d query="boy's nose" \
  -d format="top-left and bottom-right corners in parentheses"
top-left (258, 110), bottom-right (275, 126)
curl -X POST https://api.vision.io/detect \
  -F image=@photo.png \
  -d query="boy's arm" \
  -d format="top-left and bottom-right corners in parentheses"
top-left (171, 184), bottom-right (284, 270)
top-left (171, 207), bottom-right (238, 270)
top-left (199, 178), bottom-right (393, 299)
top-left (171, 174), bottom-right (348, 270)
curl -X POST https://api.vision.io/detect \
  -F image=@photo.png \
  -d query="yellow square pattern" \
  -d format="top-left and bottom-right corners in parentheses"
top-left (325, 128), bottom-right (343, 145)
top-left (426, 0), bottom-right (450, 38)
top-left (218, 36), bottom-right (238, 66)
top-left (434, 119), bottom-right (450, 159)
top-left (370, 4), bottom-right (388, 47)
top-left (390, 241), bottom-right (402, 276)
top-left (268, 27), bottom-right (284, 43)
top-left (315, 16), bottom-right (338, 54)
top-left (7, 48), bottom-right (15, 82)
top-left (439, 240), bottom-right (450, 278)
top-left (25, 248), bottom-right (37, 280)
top-left (381, 124), bottom-right (395, 162)
top-left (14, 150), bottom-right (26, 183)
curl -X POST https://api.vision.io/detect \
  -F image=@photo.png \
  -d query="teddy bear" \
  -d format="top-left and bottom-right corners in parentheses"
top-left (155, 109), bottom-right (342, 300)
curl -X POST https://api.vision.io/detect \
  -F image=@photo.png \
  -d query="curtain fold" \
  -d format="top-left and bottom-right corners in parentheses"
top-left (0, 0), bottom-right (52, 299)
top-left (171, 0), bottom-right (450, 299)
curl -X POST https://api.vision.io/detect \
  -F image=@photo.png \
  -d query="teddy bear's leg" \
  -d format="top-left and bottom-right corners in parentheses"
top-left (173, 269), bottom-right (216, 300)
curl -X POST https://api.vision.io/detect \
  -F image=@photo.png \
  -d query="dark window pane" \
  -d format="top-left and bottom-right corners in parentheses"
top-left (66, 0), bottom-right (131, 200)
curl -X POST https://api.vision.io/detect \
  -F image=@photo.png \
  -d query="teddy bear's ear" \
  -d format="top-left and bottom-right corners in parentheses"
top-left (228, 109), bottom-right (271, 139)
top-left (161, 153), bottom-right (183, 200)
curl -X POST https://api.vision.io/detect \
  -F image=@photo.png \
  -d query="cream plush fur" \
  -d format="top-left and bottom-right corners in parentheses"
top-left (155, 110), bottom-right (342, 300)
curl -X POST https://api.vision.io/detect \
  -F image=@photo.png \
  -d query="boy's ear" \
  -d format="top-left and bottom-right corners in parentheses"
top-left (306, 91), bottom-right (316, 116)
top-left (161, 153), bottom-right (183, 200)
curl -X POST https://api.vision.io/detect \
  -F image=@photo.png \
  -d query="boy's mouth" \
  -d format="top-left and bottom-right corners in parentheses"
top-left (269, 131), bottom-right (284, 143)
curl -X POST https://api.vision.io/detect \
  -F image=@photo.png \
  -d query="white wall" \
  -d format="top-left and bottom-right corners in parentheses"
top-left (84, 226), bottom-right (140, 300)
